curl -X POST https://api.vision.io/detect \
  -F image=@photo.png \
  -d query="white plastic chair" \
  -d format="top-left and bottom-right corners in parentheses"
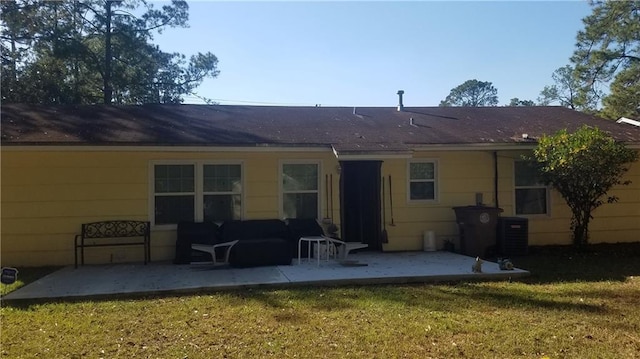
top-left (191, 240), bottom-right (239, 267)
top-left (325, 237), bottom-right (368, 260)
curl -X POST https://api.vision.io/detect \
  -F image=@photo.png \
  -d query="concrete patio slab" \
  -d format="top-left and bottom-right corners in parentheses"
top-left (2, 251), bottom-right (529, 301)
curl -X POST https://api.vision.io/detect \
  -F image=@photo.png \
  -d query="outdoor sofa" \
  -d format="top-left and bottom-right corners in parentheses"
top-left (175, 218), bottom-right (367, 268)
top-left (175, 219), bottom-right (294, 267)
top-left (220, 219), bottom-right (293, 267)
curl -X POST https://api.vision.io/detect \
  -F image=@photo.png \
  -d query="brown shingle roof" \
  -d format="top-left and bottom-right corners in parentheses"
top-left (2, 104), bottom-right (639, 150)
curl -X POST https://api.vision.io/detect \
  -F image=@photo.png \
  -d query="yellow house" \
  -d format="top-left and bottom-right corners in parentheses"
top-left (1, 103), bottom-right (639, 267)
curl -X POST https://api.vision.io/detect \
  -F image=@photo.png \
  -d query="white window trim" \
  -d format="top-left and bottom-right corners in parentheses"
top-left (149, 160), bottom-right (245, 229)
top-left (201, 161), bottom-right (245, 223)
top-left (513, 160), bottom-right (551, 217)
top-left (407, 159), bottom-right (439, 203)
top-left (279, 160), bottom-right (322, 220)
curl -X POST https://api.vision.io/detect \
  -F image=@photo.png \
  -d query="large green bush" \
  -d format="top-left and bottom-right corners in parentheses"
top-left (530, 125), bottom-right (638, 247)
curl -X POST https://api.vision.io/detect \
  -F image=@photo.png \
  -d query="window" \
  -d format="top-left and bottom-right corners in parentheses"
top-left (409, 161), bottom-right (437, 201)
top-left (514, 161), bottom-right (548, 215)
top-left (152, 162), bottom-right (242, 225)
top-left (203, 164), bottom-right (242, 222)
top-left (282, 163), bottom-right (319, 219)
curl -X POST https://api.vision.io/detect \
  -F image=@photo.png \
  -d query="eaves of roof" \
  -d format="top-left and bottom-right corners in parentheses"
top-left (2, 104), bottom-right (639, 151)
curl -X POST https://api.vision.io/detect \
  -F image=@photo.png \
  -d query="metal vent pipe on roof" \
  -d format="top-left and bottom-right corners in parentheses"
top-left (397, 90), bottom-right (404, 112)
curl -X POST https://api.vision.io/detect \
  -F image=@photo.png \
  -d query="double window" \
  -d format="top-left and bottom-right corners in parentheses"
top-left (281, 162), bottom-right (319, 219)
top-left (409, 160), bottom-right (437, 201)
top-left (153, 162), bottom-right (242, 225)
top-left (514, 161), bottom-right (548, 215)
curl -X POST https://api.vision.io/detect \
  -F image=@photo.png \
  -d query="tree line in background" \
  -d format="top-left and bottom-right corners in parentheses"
top-left (440, 1), bottom-right (639, 120)
top-left (1, 0), bottom-right (637, 117)
top-left (1, 0), bottom-right (219, 104)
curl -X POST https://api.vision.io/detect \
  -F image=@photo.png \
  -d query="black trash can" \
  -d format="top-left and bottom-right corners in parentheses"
top-left (452, 205), bottom-right (503, 257)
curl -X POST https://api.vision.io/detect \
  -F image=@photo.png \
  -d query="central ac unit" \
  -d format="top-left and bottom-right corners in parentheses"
top-left (497, 217), bottom-right (529, 256)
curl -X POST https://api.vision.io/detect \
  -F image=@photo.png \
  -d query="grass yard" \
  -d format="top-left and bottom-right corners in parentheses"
top-left (1, 243), bottom-right (639, 358)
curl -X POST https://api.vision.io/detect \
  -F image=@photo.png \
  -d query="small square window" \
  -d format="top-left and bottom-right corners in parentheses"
top-left (409, 161), bottom-right (437, 201)
top-left (514, 161), bottom-right (548, 215)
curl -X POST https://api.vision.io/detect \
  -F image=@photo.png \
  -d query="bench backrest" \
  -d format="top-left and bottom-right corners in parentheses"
top-left (82, 221), bottom-right (150, 239)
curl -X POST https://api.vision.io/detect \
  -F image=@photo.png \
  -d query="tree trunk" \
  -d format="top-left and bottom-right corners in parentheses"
top-left (103, 0), bottom-right (113, 104)
top-left (73, 0), bottom-right (80, 104)
top-left (9, 38), bottom-right (17, 101)
top-left (571, 209), bottom-right (591, 249)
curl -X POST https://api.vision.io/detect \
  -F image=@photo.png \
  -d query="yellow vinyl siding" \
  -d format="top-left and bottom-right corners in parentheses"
top-left (586, 161), bottom-right (640, 243)
top-left (382, 151), bottom-right (498, 252)
top-left (2, 199), bottom-right (146, 219)
top-left (381, 150), bottom-right (640, 252)
top-left (5, 235), bottom-right (74, 266)
top-left (2, 150), bottom-right (151, 266)
top-left (529, 155), bottom-right (639, 245)
top-left (2, 147), bottom-right (638, 266)
top-left (1, 149), bottom-right (341, 266)
top-left (243, 157), bottom-right (280, 218)
top-left (4, 184), bottom-right (148, 202)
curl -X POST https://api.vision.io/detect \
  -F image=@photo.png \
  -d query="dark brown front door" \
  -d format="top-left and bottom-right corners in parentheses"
top-left (339, 161), bottom-right (382, 251)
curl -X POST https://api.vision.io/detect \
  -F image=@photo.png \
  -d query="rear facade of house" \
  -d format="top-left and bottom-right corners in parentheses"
top-left (2, 104), bottom-right (639, 267)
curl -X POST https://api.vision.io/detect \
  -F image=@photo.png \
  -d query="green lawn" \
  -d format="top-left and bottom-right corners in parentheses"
top-left (2, 243), bottom-right (639, 358)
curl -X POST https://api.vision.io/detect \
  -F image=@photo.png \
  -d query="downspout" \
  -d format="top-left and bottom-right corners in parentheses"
top-left (494, 151), bottom-right (499, 208)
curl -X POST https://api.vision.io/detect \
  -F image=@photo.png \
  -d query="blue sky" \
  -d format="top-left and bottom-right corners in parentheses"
top-left (151, 1), bottom-right (593, 107)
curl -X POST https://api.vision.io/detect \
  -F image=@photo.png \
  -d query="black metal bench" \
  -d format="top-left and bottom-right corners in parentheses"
top-left (74, 221), bottom-right (151, 268)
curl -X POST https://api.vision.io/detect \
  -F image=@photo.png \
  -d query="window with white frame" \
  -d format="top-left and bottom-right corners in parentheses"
top-left (152, 163), bottom-right (242, 225)
top-left (203, 164), bottom-right (242, 222)
top-left (154, 164), bottom-right (196, 225)
top-left (409, 161), bottom-right (437, 201)
top-left (282, 163), bottom-right (319, 219)
top-left (514, 161), bottom-right (548, 215)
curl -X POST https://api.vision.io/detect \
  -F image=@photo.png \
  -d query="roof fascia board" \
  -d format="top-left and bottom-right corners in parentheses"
top-left (412, 143), bottom-right (640, 151)
top-left (4, 143), bottom-right (638, 153)
top-left (411, 143), bottom-right (538, 151)
top-left (330, 146), bottom-right (413, 160)
top-left (334, 153), bottom-right (414, 160)
top-left (0, 145), bottom-right (333, 153)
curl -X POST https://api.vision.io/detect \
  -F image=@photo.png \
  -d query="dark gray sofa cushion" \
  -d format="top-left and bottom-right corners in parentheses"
top-left (219, 219), bottom-right (293, 267)
top-left (174, 222), bottom-right (219, 264)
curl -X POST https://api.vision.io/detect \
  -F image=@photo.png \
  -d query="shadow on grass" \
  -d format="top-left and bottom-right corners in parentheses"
top-left (256, 281), bottom-right (610, 315)
top-left (215, 242), bottom-right (640, 315)
top-left (510, 242), bottom-right (640, 284)
top-left (3, 243), bottom-right (638, 312)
